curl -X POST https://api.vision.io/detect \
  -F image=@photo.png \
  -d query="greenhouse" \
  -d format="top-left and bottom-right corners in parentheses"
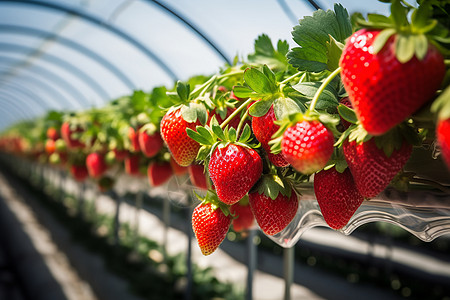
top-left (0, 0), bottom-right (449, 300)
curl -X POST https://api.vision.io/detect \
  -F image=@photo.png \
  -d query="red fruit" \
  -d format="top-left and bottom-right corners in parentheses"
top-left (113, 148), bottom-right (129, 161)
top-left (188, 163), bottom-right (208, 190)
top-left (147, 161), bottom-right (173, 187)
top-left (249, 189), bottom-right (298, 236)
top-left (230, 201), bottom-right (254, 232)
top-left (209, 144), bottom-right (263, 205)
top-left (170, 156), bottom-right (188, 175)
top-left (281, 120), bottom-right (334, 174)
top-left (437, 118), bottom-right (450, 169)
top-left (211, 107), bottom-right (241, 130)
top-left (139, 129), bottom-right (163, 158)
top-left (61, 122), bottom-right (85, 149)
top-left (314, 167), bottom-right (364, 230)
top-left (86, 152), bottom-right (108, 179)
top-left (128, 127), bottom-right (140, 152)
top-left (70, 164), bottom-right (89, 182)
top-left (192, 202), bottom-right (231, 256)
top-left (45, 139), bottom-right (56, 154)
top-left (340, 29), bottom-right (445, 136)
top-left (160, 108), bottom-right (201, 167)
top-left (46, 127), bottom-right (60, 141)
top-left (124, 154), bottom-right (141, 176)
top-left (339, 97), bottom-right (353, 130)
top-left (252, 105), bottom-right (289, 167)
top-left (343, 138), bottom-right (412, 198)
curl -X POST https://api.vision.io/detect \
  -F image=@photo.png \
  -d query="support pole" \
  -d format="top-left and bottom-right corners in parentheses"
top-left (246, 228), bottom-right (257, 300)
top-left (283, 246), bottom-right (295, 300)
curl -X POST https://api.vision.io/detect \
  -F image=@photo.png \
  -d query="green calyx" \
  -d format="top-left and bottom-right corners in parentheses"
top-left (356, 0), bottom-right (450, 63)
top-left (195, 190), bottom-right (231, 217)
top-left (255, 174), bottom-right (293, 200)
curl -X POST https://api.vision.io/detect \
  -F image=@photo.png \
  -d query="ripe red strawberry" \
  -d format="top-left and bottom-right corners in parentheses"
top-left (70, 164), bottom-right (89, 182)
top-left (343, 138), bottom-right (412, 198)
top-left (192, 201), bottom-right (231, 256)
top-left (86, 152), bottom-right (108, 179)
top-left (61, 122), bottom-right (85, 149)
top-left (230, 200), bottom-right (254, 232)
top-left (248, 188), bottom-right (298, 236)
top-left (147, 161), bottom-right (173, 186)
top-left (281, 120), bottom-right (334, 174)
top-left (169, 156), bottom-right (188, 175)
top-left (436, 118), bottom-right (450, 170)
top-left (46, 127), bottom-right (60, 141)
top-left (160, 108), bottom-right (201, 167)
top-left (124, 154), bottom-right (141, 176)
top-left (138, 128), bottom-right (163, 158)
top-left (128, 126), bottom-right (141, 153)
top-left (112, 148), bottom-right (128, 161)
top-left (340, 29), bottom-right (445, 136)
top-left (314, 167), bottom-right (364, 230)
top-left (188, 163), bottom-right (208, 189)
top-left (209, 144), bottom-right (263, 205)
top-left (252, 105), bottom-right (289, 167)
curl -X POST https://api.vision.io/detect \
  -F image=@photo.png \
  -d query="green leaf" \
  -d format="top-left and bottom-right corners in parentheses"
top-left (287, 3), bottom-right (352, 72)
top-left (277, 39), bottom-right (290, 56)
top-left (196, 126), bottom-right (215, 144)
top-left (248, 99), bottom-right (273, 117)
top-left (326, 35), bottom-right (344, 71)
top-left (186, 128), bottom-right (211, 145)
top-left (248, 34), bottom-right (289, 70)
top-left (176, 81), bottom-right (190, 102)
top-left (273, 97), bottom-right (302, 120)
top-left (228, 128), bottom-right (237, 142)
top-left (390, 0), bottom-right (409, 27)
top-left (244, 67), bottom-right (276, 94)
top-left (373, 28), bottom-right (396, 53)
top-left (367, 13), bottom-right (392, 25)
top-left (238, 124), bottom-right (251, 143)
top-left (292, 81), bottom-right (339, 111)
top-left (181, 105), bottom-right (196, 123)
top-left (431, 85), bottom-right (450, 120)
top-left (396, 34), bottom-right (415, 63)
top-left (262, 65), bottom-right (277, 92)
top-left (212, 123), bottom-right (226, 141)
top-left (232, 85), bottom-right (256, 99)
top-left (413, 34), bottom-right (429, 60)
top-left (337, 104), bottom-right (358, 124)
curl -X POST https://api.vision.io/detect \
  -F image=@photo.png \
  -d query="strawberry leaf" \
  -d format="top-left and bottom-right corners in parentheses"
top-left (273, 97), bottom-right (302, 120)
top-left (176, 81), bottom-right (190, 102)
top-left (287, 3), bottom-right (352, 72)
top-left (238, 124), bottom-right (252, 144)
top-left (248, 34), bottom-right (289, 71)
top-left (292, 81), bottom-right (339, 111)
top-left (244, 67), bottom-right (277, 95)
top-left (186, 128), bottom-right (211, 145)
top-left (326, 35), bottom-right (344, 71)
top-left (337, 104), bottom-right (358, 124)
top-left (256, 174), bottom-right (292, 200)
top-left (249, 99), bottom-right (273, 117)
top-left (232, 85), bottom-right (257, 99)
top-left (396, 34), bottom-right (415, 63)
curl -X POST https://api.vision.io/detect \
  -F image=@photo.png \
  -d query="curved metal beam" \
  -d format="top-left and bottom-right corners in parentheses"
top-left (0, 89), bottom-right (44, 121)
top-left (144, 0), bottom-right (232, 64)
top-left (0, 0), bottom-right (178, 80)
top-left (0, 24), bottom-right (135, 90)
top-left (0, 81), bottom-right (51, 114)
top-left (0, 42), bottom-right (110, 103)
top-left (0, 56), bottom-right (86, 109)
top-left (0, 98), bottom-right (30, 122)
top-left (304, 0), bottom-right (321, 11)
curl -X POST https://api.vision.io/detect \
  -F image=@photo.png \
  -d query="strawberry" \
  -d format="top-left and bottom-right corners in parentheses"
top-left (340, 29), bottom-right (445, 136)
top-left (61, 122), bottom-right (85, 149)
top-left (230, 199), bottom-right (254, 232)
top-left (314, 167), bottom-right (364, 230)
top-left (128, 126), bottom-right (141, 152)
top-left (343, 137), bottom-right (412, 198)
top-left (208, 144), bottom-right (263, 205)
top-left (138, 127), bottom-right (163, 158)
top-left (281, 120), bottom-right (334, 174)
top-left (169, 156), bottom-right (188, 175)
top-left (86, 152), bottom-right (108, 179)
top-left (160, 108), bottom-right (201, 167)
top-left (188, 163), bottom-right (208, 190)
top-left (45, 139), bottom-right (56, 154)
top-left (338, 97), bottom-right (353, 130)
top-left (252, 105), bottom-right (289, 167)
top-left (70, 164), bottom-right (89, 182)
top-left (147, 161), bottom-right (173, 186)
top-left (112, 148), bottom-right (129, 161)
top-left (46, 127), bottom-right (60, 141)
top-left (124, 154), bottom-right (141, 176)
top-left (249, 186), bottom-right (298, 236)
top-left (436, 118), bottom-right (450, 170)
top-left (192, 199), bottom-right (231, 256)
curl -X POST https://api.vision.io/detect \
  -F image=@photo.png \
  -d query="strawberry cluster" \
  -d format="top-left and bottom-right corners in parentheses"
top-left (0, 1), bottom-right (448, 256)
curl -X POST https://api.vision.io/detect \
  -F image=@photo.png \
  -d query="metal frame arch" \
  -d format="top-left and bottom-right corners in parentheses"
top-left (0, 24), bottom-right (135, 90)
top-left (0, 42), bottom-right (110, 101)
top-left (0, 102), bottom-right (29, 129)
top-left (0, 80), bottom-right (52, 113)
top-left (0, 42), bottom-right (110, 104)
top-left (0, 56), bottom-right (87, 109)
top-left (0, 97), bottom-right (31, 121)
top-left (0, 0), bottom-right (178, 81)
top-left (0, 88), bottom-right (45, 121)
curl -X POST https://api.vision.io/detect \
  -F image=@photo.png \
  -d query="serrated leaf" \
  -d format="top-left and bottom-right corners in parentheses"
top-left (232, 85), bottom-right (256, 99)
top-left (292, 81), bottom-right (338, 110)
top-left (244, 68), bottom-right (276, 94)
top-left (277, 40), bottom-right (289, 55)
top-left (254, 34), bottom-right (275, 57)
top-left (248, 100), bottom-right (273, 117)
top-left (176, 81), bottom-right (190, 102)
top-left (396, 34), bottom-right (415, 63)
top-left (273, 97), bottom-right (302, 120)
top-left (263, 65), bottom-right (277, 91)
top-left (287, 3), bottom-right (352, 72)
top-left (338, 104), bottom-right (358, 124)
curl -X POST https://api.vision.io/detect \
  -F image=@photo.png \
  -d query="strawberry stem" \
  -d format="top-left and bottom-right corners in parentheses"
top-left (280, 71), bottom-right (304, 85)
top-left (235, 109), bottom-right (249, 138)
top-left (220, 99), bottom-right (253, 129)
top-left (308, 67), bottom-right (341, 114)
